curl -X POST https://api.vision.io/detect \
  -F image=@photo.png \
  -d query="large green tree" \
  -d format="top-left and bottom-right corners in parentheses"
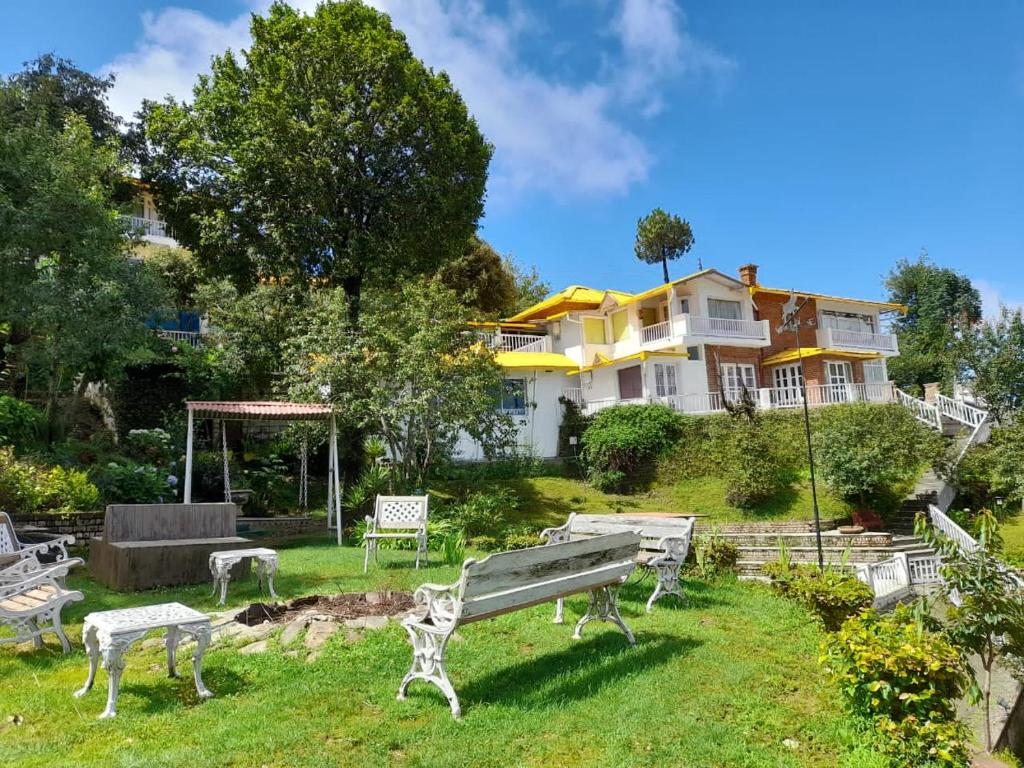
top-left (140, 1), bottom-right (492, 323)
top-left (885, 254), bottom-right (981, 394)
top-left (634, 208), bottom-right (694, 283)
top-left (440, 237), bottom-right (517, 319)
top-left (955, 307), bottom-right (1024, 420)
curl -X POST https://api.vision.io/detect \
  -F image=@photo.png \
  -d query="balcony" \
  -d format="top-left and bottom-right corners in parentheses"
top-left (818, 326), bottom-right (899, 354)
top-left (122, 215), bottom-right (176, 244)
top-left (676, 314), bottom-right (770, 343)
top-left (479, 331), bottom-right (550, 354)
top-left (157, 329), bottom-right (202, 349)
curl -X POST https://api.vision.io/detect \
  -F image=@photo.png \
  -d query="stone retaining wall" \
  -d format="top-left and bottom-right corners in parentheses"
top-left (696, 518), bottom-right (846, 534)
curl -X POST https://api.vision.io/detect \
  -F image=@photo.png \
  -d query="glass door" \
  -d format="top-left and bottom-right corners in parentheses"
top-left (772, 363), bottom-right (803, 406)
top-left (825, 361), bottom-right (854, 403)
top-left (722, 363), bottom-right (756, 402)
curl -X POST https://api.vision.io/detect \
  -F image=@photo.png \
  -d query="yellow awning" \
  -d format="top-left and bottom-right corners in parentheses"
top-left (762, 347), bottom-right (884, 366)
top-left (494, 351), bottom-right (580, 370)
top-left (567, 350), bottom-right (689, 376)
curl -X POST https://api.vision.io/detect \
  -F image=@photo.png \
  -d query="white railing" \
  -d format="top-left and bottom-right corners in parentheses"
top-left (657, 392), bottom-right (725, 414)
top-left (895, 388), bottom-right (942, 430)
top-left (682, 314), bottom-right (769, 341)
top-left (480, 332), bottom-right (549, 353)
top-left (767, 382), bottom-right (895, 408)
top-left (820, 327), bottom-right (899, 353)
top-left (640, 320), bottom-right (671, 346)
top-left (908, 553), bottom-right (942, 584)
top-left (928, 504), bottom-right (979, 553)
top-left (935, 393), bottom-right (987, 428)
top-left (156, 329), bottom-right (201, 348)
top-left (123, 215), bottom-right (172, 239)
top-left (857, 552), bottom-right (943, 602)
top-left (561, 388), bottom-right (584, 407)
top-left (582, 397), bottom-right (646, 416)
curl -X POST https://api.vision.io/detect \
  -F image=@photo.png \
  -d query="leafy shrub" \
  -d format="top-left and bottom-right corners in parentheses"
top-left (0, 396), bottom-right (40, 451)
top-left (438, 527), bottom-right (466, 565)
top-left (821, 605), bottom-right (972, 767)
top-left (435, 488), bottom-right (521, 538)
top-left (721, 418), bottom-right (799, 508)
top-left (812, 403), bottom-right (944, 509)
top-left (93, 460), bottom-right (175, 504)
top-left (124, 428), bottom-right (175, 465)
top-left (0, 447), bottom-right (100, 514)
top-left (692, 531), bottom-right (738, 578)
top-left (776, 565), bottom-right (873, 631)
top-left (582, 404), bottom-right (683, 492)
top-left (501, 531), bottom-right (542, 550)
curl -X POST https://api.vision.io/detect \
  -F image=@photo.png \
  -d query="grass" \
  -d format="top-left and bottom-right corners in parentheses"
top-left (0, 539), bottom-right (885, 768)
top-left (433, 469), bottom-right (854, 530)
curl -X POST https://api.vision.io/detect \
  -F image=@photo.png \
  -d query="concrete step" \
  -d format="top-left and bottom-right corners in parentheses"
top-left (717, 531), bottom-right (892, 548)
top-left (736, 546), bottom-right (900, 565)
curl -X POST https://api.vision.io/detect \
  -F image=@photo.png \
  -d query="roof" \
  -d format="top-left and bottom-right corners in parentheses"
top-left (505, 285), bottom-right (633, 323)
top-left (467, 320), bottom-right (543, 331)
top-left (612, 269), bottom-right (746, 309)
top-left (494, 351), bottom-right (580, 370)
top-left (567, 350), bottom-right (689, 376)
top-left (186, 401), bottom-right (333, 421)
top-left (751, 285), bottom-right (908, 314)
top-left (761, 348), bottom-right (884, 366)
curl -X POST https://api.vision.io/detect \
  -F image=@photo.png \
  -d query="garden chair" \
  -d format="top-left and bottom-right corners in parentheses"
top-left (0, 562), bottom-right (84, 652)
top-left (363, 496), bottom-right (429, 572)
top-left (0, 511), bottom-right (75, 563)
top-left (0, 552), bottom-right (83, 586)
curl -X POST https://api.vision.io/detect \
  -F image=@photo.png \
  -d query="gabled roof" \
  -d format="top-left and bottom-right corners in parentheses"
top-left (505, 285), bottom-right (633, 322)
top-left (610, 268), bottom-right (746, 309)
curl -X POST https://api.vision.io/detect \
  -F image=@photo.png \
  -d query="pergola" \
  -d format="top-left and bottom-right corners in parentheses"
top-left (183, 401), bottom-right (343, 544)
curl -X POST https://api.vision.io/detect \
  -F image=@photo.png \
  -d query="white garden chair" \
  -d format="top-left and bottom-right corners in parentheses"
top-left (363, 496), bottom-right (429, 572)
top-left (0, 552), bottom-right (83, 586)
top-left (0, 561), bottom-right (84, 652)
top-left (0, 511), bottom-right (75, 562)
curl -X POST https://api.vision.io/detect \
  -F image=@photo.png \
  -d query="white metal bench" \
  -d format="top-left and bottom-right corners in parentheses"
top-left (363, 495), bottom-right (429, 572)
top-left (1, 511), bottom-right (75, 563)
top-left (542, 513), bottom-right (695, 615)
top-left (0, 561), bottom-right (84, 652)
top-left (397, 531), bottom-right (641, 718)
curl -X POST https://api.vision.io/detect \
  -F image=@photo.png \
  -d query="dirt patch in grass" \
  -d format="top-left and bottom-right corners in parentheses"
top-left (235, 591), bottom-right (415, 626)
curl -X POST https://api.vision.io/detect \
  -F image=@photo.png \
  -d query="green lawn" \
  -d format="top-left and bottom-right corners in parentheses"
top-left (0, 539), bottom-right (884, 768)
top-left (434, 471), bottom-right (854, 530)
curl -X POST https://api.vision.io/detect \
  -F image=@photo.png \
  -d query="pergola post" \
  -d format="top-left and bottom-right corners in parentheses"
top-left (183, 409), bottom-right (194, 503)
top-left (330, 414), bottom-right (342, 546)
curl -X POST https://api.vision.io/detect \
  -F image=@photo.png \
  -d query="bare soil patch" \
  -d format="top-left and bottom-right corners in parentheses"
top-left (235, 591), bottom-right (415, 626)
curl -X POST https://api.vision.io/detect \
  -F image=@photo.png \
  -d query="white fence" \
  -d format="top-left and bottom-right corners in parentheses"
top-left (895, 387), bottom-right (943, 430)
top-left (682, 314), bottom-right (769, 341)
top-left (856, 551), bottom-right (943, 603)
top-left (479, 332), bottom-right (549, 353)
top-left (156, 329), bottom-right (202, 348)
top-left (640, 320), bottom-right (671, 346)
top-left (123, 215), bottom-right (172, 239)
top-left (820, 327), bottom-right (899, 353)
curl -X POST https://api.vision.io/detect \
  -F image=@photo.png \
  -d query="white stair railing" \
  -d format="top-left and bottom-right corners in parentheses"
top-left (928, 504), bottom-right (978, 553)
top-left (935, 393), bottom-right (987, 428)
top-left (895, 388), bottom-right (942, 430)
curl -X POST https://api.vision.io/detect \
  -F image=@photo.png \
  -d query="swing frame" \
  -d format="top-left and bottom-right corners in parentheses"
top-left (182, 401), bottom-right (344, 545)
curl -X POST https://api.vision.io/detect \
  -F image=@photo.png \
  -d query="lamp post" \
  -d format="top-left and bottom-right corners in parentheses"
top-left (778, 292), bottom-right (825, 572)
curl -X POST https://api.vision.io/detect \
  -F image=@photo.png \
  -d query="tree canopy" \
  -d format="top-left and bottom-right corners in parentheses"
top-left (140, 1), bottom-right (492, 322)
top-left (885, 254), bottom-right (981, 394)
top-left (634, 208), bottom-right (694, 283)
top-left (955, 307), bottom-right (1024, 420)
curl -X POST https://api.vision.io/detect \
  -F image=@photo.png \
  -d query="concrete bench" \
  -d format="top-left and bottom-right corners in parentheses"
top-left (397, 531), bottom-right (640, 718)
top-left (542, 513), bottom-right (695, 614)
top-left (89, 504), bottom-right (251, 590)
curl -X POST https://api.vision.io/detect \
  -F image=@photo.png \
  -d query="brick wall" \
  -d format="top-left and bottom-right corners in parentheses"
top-left (754, 292), bottom-right (819, 358)
top-left (704, 345), bottom-right (765, 390)
top-left (10, 512), bottom-right (105, 543)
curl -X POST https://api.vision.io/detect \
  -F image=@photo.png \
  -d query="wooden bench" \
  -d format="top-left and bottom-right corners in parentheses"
top-left (397, 531), bottom-right (640, 718)
top-left (541, 513), bottom-right (695, 615)
top-left (0, 561), bottom-right (84, 652)
top-left (89, 504), bottom-right (251, 590)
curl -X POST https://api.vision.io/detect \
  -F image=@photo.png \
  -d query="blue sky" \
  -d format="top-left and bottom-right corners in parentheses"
top-left (5, 1), bottom-right (1023, 313)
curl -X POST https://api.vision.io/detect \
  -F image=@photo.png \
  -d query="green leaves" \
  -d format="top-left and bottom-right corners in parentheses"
top-left (581, 404), bottom-right (684, 492)
top-left (634, 208), bottom-right (694, 282)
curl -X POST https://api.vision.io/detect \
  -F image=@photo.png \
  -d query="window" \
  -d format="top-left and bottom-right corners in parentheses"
top-left (772, 363), bottom-right (803, 405)
top-left (611, 310), bottom-right (630, 342)
top-left (863, 359), bottom-right (887, 384)
top-left (819, 310), bottom-right (875, 334)
top-left (654, 363), bottom-right (678, 397)
top-left (825, 361), bottom-right (854, 403)
top-left (721, 363), bottom-right (756, 401)
top-left (707, 298), bottom-right (742, 321)
top-left (617, 365), bottom-right (643, 400)
top-left (551, 321), bottom-right (561, 341)
top-left (686, 345), bottom-right (701, 361)
top-left (500, 378), bottom-right (527, 414)
top-left (679, 298), bottom-right (691, 315)
top-left (583, 317), bottom-right (606, 344)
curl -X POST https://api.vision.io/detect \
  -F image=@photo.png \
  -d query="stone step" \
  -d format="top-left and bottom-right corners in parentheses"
top-left (735, 546), bottom-right (900, 565)
top-left (717, 531), bottom-right (892, 548)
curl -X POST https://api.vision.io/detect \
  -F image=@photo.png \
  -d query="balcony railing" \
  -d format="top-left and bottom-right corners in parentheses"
top-left (819, 326), bottom-right (898, 353)
top-left (123, 215), bottom-right (173, 240)
top-left (640, 320), bottom-right (672, 346)
top-left (681, 314), bottom-right (769, 341)
top-left (157, 329), bottom-right (201, 349)
top-left (479, 332), bottom-right (549, 353)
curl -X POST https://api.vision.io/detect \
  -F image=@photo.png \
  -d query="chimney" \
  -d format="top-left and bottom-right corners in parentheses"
top-left (738, 263), bottom-right (759, 287)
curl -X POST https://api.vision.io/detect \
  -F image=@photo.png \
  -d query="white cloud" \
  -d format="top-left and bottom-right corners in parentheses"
top-left (974, 278), bottom-right (1024, 320)
top-left (102, 0), bottom-right (732, 200)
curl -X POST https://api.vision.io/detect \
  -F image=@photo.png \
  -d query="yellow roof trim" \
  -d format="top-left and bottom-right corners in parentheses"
top-left (762, 347), bottom-right (885, 366)
top-left (567, 350), bottom-right (689, 376)
top-left (751, 285), bottom-right (908, 314)
top-left (505, 286), bottom-right (635, 322)
top-left (466, 320), bottom-right (543, 330)
top-left (612, 269), bottom-right (745, 309)
top-left (494, 351), bottom-right (579, 370)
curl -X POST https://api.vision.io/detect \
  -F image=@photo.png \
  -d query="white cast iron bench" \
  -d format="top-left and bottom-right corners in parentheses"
top-left (397, 531), bottom-right (641, 718)
top-left (75, 602), bottom-right (214, 719)
top-left (542, 513), bottom-right (695, 615)
top-left (0, 559), bottom-right (84, 652)
top-left (1, 511), bottom-right (75, 563)
top-left (209, 547), bottom-right (279, 606)
top-left (363, 495), bottom-right (429, 572)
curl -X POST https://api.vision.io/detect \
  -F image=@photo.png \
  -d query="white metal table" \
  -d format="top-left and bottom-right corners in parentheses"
top-left (74, 602), bottom-right (213, 719)
top-left (209, 547), bottom-right (279, 606)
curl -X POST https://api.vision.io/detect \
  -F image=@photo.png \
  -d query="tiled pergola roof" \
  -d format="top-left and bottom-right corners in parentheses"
top-left (185, 401), bottom-right (332, 421)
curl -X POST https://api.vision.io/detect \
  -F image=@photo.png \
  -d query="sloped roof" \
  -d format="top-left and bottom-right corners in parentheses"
top-left (494, 351), bottom-right (580, 370)
top-left (186, 401), bottom-right (332, 421)
top-left (505, 285), bottom-right (633, 322)
top-left (761, 348), bottom-right (884, 366)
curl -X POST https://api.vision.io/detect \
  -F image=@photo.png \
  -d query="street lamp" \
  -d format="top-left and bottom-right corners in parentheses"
top-left (778, 291), bottom-right (825, 571)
